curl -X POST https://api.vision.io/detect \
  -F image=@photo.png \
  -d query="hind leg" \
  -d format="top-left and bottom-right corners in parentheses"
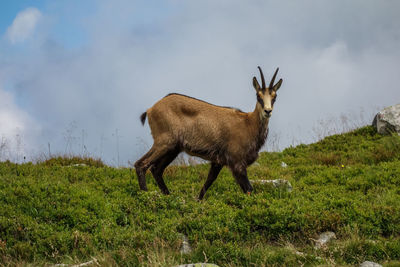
top-left (134, 148), bottom-right (154, 191)
top-left (134, 144), bottom-right (174, 191)
top-left (150, 148), bottom-right (180, 194)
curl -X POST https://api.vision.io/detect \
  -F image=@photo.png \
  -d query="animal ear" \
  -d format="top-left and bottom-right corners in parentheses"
top-left (272, 79), bottom-right (283, 92)
top-left (253, 77), bottom-right (261, 91)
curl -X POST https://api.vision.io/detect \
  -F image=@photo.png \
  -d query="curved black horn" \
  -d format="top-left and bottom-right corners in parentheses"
top-left (269, 68), bottom-right (279, 89)
top-left (257, 66), bottom-right (266, 89)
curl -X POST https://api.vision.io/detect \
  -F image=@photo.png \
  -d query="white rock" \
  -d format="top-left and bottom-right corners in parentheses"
top-left (53, 258), bottom-right (98, 267)
top-left (294, 250), bottom-right (305, 256)
top-left (72, 163), bottom-right (87, 167)
top-left (359, 261), bottom-right (382, 267)
top-left (281, 161), bottom-right (288, 168)
top-left (250, 179), bottom-right (292, 192)
top-left (314, 231), bottom-right (336, 249)
top-left (175, 264), bottom-right (219, 267)
top-left (372, 103), bottom-right (400, 135)
top-left (180, 234), bottom-right (192, 254)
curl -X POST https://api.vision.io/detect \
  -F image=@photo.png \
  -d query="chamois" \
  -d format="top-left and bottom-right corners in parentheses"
top-left (134, 67), bottom-right (283, 199)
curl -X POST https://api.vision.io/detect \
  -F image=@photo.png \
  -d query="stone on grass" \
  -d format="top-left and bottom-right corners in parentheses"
top-left (180, 234), bottom-right (192, 254)
top-left (53, 258), bottom-right (98, 267)
top-left (175, 264), bottom-right (219, 267)
top-left (372, 103), bottom-right (400, 135)
top-left (359, 261), bottom-right (382, 267)
top-left (281, 161), bottom-right (288, 168)
top-left (250, 179), bottom-right (292, 192)
top-left (314, 231), bottom-right (336, 249)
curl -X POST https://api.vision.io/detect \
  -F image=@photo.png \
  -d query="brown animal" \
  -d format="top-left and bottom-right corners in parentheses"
top-left (135, 67), bottom-right (283, 199)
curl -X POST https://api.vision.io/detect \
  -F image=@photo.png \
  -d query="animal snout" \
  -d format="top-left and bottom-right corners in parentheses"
top-left (264, 109), bottom-right (272, 116)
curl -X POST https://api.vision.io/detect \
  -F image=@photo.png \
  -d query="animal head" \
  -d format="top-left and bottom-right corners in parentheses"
top-left (253, 67), bottom-right (283, 119)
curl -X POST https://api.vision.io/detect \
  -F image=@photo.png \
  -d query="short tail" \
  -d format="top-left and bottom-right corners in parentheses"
top-left (140, 112), bottom-right (147, 125)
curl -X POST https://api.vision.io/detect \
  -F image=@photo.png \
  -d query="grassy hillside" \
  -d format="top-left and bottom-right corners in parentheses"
top-left (1, 126), bottom-right (400, 266)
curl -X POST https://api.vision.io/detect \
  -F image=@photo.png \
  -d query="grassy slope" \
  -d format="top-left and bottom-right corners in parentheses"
top-left (1, 126), bottom-right (400, 266)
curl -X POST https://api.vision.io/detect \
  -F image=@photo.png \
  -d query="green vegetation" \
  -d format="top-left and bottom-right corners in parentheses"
top-left (1, 126), bottom-right (400, 266)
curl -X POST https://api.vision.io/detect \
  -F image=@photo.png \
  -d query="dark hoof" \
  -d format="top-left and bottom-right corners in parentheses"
top-left (161, 190), bottom-right (170, 195)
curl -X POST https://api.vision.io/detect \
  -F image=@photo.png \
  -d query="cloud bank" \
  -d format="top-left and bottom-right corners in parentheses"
top-left (1, 1), bottom-right (400, 165)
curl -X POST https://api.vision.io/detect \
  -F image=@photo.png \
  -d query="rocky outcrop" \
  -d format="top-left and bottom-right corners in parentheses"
top-left (372, 104), bottom-right (400, 135)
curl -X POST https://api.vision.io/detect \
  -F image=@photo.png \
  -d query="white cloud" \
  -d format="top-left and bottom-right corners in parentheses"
top-left (0, 87), bottom-right (40, 161)
top-left (6, 7), bottom-right (42, 44)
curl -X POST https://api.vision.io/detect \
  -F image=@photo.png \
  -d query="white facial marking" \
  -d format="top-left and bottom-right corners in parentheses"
top-left (259, 90), bottom-right (275, 119)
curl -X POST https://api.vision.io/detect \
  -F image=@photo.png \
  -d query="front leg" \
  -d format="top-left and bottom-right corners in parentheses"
top-left (230, 165), bottom-right (253, 194)
top-left (198, 162), bottom-right (223, 200)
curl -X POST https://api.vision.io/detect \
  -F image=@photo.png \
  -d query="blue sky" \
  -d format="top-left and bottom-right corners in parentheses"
top-left (1, 1), bottom-right (400, 165)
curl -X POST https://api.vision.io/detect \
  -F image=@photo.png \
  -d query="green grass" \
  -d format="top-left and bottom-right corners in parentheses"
top-left (1, 126), bottom-right (400, 266)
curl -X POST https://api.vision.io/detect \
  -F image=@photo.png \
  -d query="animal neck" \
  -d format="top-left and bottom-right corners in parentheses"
top-left (249, 102), bottom-right (270, 151)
